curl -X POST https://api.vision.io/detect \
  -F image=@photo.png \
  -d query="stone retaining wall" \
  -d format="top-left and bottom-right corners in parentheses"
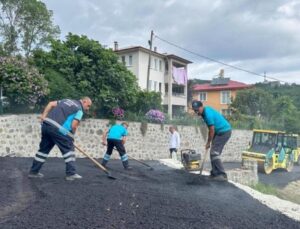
top-left (0, 114), bottom-right (252, 162)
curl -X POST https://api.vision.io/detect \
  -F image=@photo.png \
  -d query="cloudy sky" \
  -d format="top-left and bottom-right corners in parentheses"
top-left (43, 0), bottom-right (300, 84)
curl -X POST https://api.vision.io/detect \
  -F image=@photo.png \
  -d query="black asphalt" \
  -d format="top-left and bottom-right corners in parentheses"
top-left (258, 165), bottom-right (300, 188)
top-left (0, 157), bottom-right (299, 229)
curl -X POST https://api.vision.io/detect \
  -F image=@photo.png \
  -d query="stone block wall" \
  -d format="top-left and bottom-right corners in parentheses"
top-left (0, 115), bottom-right (252, 162)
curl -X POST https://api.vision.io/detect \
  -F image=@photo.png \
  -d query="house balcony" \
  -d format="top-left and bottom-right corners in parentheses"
top-left (163, 93), bottom-right (187, 106)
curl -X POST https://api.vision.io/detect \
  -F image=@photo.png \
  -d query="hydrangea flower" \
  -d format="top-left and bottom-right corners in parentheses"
top-left (112, 107), bottom-right (124, 119)
top-left (145, 109), bottom-right (165, 123)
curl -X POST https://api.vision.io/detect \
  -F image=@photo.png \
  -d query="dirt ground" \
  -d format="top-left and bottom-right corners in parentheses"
top-left (0, 157), bottom-right (299, 229)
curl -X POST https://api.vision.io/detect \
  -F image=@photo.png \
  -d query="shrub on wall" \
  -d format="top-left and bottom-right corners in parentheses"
top-left (112, 107), bottom-right (124, 120)
top-left (0, 57), bottom-right (48, 109)
top-left (145, 109), bottom-right (165, 124)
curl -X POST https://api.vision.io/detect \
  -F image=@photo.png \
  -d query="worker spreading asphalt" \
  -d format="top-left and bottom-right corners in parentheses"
top-left (0, 157), bottom-right (299, 229)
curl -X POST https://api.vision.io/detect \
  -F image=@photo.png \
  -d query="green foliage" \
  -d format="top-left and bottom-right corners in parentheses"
top-left (231, 88), bottom-right (274, 118)
top-left (0, 0), bottom-right (59, 57)
top-left (42, 68), bottom-right (79, 101)
top-left (256, 83), bottom-right (300, 109)
top-left (129, 90), bottom-right (162, 114)
top-left (251, 182), bottom-right (279, 196)
top-left (32, 33), bottom-right (140, 116)
top-left (0, 56), bottom-right (48, 108)
top-left (230, 85), bottom-right (300, 133)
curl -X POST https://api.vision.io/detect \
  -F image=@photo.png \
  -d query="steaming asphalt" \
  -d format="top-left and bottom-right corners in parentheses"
top-left (0, 157), bottom-right (299, 229)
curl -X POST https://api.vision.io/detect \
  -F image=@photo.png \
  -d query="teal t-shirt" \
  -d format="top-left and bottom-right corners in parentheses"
top-left (107, 124), bottom-right (128, 140)
top-left (202, 106), bottom-right (231, 134)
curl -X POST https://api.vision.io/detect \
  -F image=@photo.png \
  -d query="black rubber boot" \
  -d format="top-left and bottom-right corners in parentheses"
top-left (122, 160), bottom-right (132, 170)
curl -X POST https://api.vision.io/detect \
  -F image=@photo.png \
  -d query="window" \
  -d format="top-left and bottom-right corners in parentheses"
top-left (154, 81), bottom-right (157, 91)
top-left (159, 83), bottom-right (162, 92)
top-left (172, 84), bottom-right (184, 95)
top-left (149, 80), bottom-right (153, 91)
top-left (221, 91), bottom-right (231, 104)
top-left (159, 60), bottom-right (162, 71)
top-left (154, 59), bottom-right (158, 70)
top-left (121, 56), bottom-right (126, 65)
top-left (199, 92), bottom-right (207, 101)
top-left (165, 83), bottom-right (168, 93)
top-left (128, 55), bottom-right (132, 66)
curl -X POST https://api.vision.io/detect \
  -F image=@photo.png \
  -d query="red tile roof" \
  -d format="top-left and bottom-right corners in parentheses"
top-left (193, 80), bottom-right (252, 91)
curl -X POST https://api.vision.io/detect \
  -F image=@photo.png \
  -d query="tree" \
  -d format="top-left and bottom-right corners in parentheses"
top-left (0, 56), bottom-right (48, 108)
top-left (32, 34), bottom-right (140, 116)
top-left (230, 88), bottom-right (274, 119)
top-left (130, 90), bottom-right (162, 114)
top-left (0, 0), bottom-right (59, 57)
top-left (0, 0), bottom-right (20, 55)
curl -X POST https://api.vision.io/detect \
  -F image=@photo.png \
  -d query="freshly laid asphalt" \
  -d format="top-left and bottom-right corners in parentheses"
top-left (0, 157), bottom-right (299, 229)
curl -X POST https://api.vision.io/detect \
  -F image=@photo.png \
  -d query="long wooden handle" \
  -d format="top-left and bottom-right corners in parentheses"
top-left (127, 155), bottom-right (153, 169)
top-left (74, 144), bottom-right (109, 173)
top-left (199, 149), bottom-right (209, 175)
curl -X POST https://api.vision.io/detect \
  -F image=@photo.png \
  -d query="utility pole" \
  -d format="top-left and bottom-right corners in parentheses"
top-left (146, 30), bottom-right (154, 92)
top-left (0, 86), bottom-right (3, 114)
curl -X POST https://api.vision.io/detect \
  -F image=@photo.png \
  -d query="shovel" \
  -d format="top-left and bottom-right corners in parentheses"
top-left (74, 143), bottom-right (116, 180)
top-left (112, 147), bottom-right (154, 170)
top-left (43, 117), bottom-right (116, 179)
top-left (127, 155), bottom-right (154, 170)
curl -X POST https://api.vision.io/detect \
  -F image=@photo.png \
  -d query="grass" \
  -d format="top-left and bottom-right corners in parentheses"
top-left (250, 182), bottom-right (300, 204)
top-left (250, 182), bottom-right (280, 196)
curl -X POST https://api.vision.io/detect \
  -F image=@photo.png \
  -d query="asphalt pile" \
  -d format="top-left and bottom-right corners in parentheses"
top-left (0, 157), bottom-right (299, 229)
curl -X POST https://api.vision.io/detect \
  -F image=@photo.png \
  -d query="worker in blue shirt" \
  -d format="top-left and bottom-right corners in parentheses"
top-left (28, 97), bottom-right (92, 181)
top-left (192, 100), bottom-right (231, 181)
top-left (101, 122), bottom-right (132, 170)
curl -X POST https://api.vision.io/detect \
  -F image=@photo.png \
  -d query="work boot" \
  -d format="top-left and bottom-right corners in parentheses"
top-left (28, 172), bottom-right (44, 178)
top-left (124, 166), bottom-right (133, 170)
top-left (210, 174), bottom-right (228, 182)
top-left (65, 173), bottom-right (82, 181)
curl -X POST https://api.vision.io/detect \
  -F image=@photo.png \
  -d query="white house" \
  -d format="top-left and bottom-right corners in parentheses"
top-left (114, 42), bottom-right (192, 118)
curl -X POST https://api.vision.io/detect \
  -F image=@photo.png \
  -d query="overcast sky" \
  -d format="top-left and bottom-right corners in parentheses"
top-left (43, 0), bottom-right (300, 84)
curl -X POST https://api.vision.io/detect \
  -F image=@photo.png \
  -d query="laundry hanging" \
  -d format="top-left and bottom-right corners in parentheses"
top-left (172, 67), bottom-right (187, 85)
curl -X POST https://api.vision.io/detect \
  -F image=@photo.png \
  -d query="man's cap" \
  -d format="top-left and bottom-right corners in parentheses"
top-left (192, 100), bottom-right (203, 110)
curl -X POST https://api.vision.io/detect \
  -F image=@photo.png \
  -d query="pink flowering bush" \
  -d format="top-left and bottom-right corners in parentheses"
top-left (0, 57), bottom-right (48, 106)
top-left (112, 107), bottom-right (124, 120)
top-left (145, 109), bottom-right (165, 123)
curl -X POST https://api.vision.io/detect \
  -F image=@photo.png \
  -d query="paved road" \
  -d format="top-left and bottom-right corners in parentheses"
top-left (223, 162), bottom-right (300, 188)
top-left (0, 158), bottom-right (299, 229)
top-left (258, 165), bottom-right (300, 188)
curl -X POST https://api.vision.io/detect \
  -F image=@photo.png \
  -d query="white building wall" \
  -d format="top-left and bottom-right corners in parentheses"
top-left (116, 48), bottom-right (189, 116)
top-left (138, 51), bottom-right (165, 92)
top-left (118, 52), bottom-right (139, 80)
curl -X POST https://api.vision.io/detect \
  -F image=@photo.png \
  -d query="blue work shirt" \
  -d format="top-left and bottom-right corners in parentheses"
top-left (46, 99), bottom-right (83, 133)
top-left (201, 106), bottom-right (231, 134)
top-left (107, 124), bottom-right (128, 140)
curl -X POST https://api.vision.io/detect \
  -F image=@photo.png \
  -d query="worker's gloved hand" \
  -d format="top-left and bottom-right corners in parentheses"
top-left (59, 127), bottom-right (69, 136)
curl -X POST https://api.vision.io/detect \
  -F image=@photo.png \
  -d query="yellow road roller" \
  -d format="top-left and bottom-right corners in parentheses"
top-left (285, 133), bottom-right (300, 165)
top-left (242, 129), bottom-right (295, 174)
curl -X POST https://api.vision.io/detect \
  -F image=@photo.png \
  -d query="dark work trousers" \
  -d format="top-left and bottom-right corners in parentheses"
top-left (30, 123), bottom-right (76, 176)
top-left (102, 139), bottom-right (129, 168)
top-left (210, 130), bottom-right (231, 177)
top-left (169, 148), bottom-right (177, 158)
